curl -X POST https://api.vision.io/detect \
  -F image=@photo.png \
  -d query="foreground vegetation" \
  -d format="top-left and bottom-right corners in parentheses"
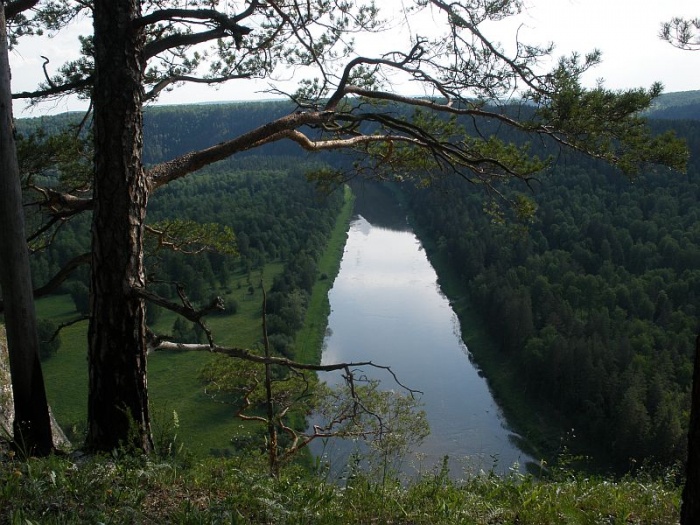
top-left (0, 448), bottom-right (682, 524)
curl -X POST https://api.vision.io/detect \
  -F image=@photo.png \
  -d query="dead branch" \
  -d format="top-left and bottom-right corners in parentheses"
top-left (39, 56), bottom-right (57, 89)
top-left (134, 284), bottom-right (224, 324)
top-left (151, 339), bottom-right (421, 398)
top-left (32, 253), bottom-right (91, 298)
top-left (29, 188), bottom-right (93, 216)
top-left (136, 285), bottom-right (223, 347)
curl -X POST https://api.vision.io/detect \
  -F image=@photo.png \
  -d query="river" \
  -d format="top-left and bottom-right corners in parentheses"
top-left (311, 185), bottom-right (534, 479)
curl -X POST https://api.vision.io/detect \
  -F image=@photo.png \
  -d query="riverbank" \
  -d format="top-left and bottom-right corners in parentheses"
top-left (315, 183), bottom-right (531, 475)
top-left (397, 192), bottom-right (560, 468)
top-left (407, 214), bottom-right (640, 474)
top-left (294, 184), bottom-right (354, 365)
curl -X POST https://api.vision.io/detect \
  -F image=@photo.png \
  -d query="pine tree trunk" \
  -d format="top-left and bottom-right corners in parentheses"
top-left (86, 0), bottom-right (153, 453)
top-left (0, 7), bottom-right (54, 455)
top-left (681, 334), bottom-right (700, 524)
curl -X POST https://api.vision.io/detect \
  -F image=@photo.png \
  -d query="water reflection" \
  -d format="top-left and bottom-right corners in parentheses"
top-left (350, 181), bottom-right (412, 231)
top-left (312, 185), bottom-right (534, 479)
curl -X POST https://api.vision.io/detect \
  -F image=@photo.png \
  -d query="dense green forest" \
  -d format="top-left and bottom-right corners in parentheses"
top-left (404, 114), bottom-right (700, 468)
top-left (19, 92), bottom-right (700, 469)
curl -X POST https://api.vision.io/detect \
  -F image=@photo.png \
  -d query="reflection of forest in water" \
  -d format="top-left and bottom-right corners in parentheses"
top-left (349, 181), bottom-right (410, 232)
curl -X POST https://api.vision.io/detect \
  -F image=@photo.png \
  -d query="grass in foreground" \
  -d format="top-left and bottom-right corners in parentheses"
top-left (0, 448), bottom-right (681, 524)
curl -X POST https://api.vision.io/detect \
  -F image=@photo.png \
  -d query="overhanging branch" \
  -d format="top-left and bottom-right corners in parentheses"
top-left (12, 76), bottom-right (92, 101)
top-left (136, 7), bottom-right (254, 29)
top-left (147, 110), bottom-right (336, 188)
top-left (146, 100), bottom-right (542, 192)
top-left (151, 340), bottom-right (422, 397)
top-left (144, 27), bottom-right (250, 60)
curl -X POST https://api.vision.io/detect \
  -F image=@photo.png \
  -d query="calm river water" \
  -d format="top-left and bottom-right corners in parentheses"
top-left (312, 186), bottom-right (534, 478)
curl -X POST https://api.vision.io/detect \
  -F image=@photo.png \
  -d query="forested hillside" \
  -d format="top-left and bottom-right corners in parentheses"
top-left (647, 90), bottom-right (700, 120)
top-left (404, 113), bottom-right (700, 468)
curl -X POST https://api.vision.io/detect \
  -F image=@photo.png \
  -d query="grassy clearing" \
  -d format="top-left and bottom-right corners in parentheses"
top-left (35, 297), bottom-right (90, 437)
top-left (0, 451), bottom-right (681, 524)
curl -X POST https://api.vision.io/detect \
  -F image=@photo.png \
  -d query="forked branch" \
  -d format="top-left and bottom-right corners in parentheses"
top-left (153, 339), bottom-right (421, 397)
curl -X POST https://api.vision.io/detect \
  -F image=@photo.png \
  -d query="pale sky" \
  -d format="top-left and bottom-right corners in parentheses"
top-left (8, 0), bottom-right (700, 116)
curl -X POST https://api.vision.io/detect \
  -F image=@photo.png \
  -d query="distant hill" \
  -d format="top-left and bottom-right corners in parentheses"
top-left (647, 90), bottom-right (700, 120)
top-left (16, 90), bottom-right (700, 162)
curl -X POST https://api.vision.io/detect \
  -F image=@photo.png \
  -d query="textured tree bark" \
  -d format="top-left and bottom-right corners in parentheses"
top-left (86, 0), bottom-right (153, 453)
top-left (0, 6), bottom-right (53, 455)
top-left (681, 334), bottom-right (700, 524)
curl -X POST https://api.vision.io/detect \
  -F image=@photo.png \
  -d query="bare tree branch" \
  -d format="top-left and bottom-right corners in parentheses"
top-left (133, 284), bottom-right (224, 325)
top-left (144, 73), bottom-right (252, 101)
top-left (32, 252), bottom-right (90, 298)
top-left (325, 43), bottom-right (428, 111)
top-left (40, 56), bottom-right (57, 89)
top-left (28, 187), bottom-right (93, 217)
top-left (12, 76), bottom-right (92, 101)
top-left (46, 315), bottom-right (89, 344)
top-left (151, 340), bottom-right (422, 397)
